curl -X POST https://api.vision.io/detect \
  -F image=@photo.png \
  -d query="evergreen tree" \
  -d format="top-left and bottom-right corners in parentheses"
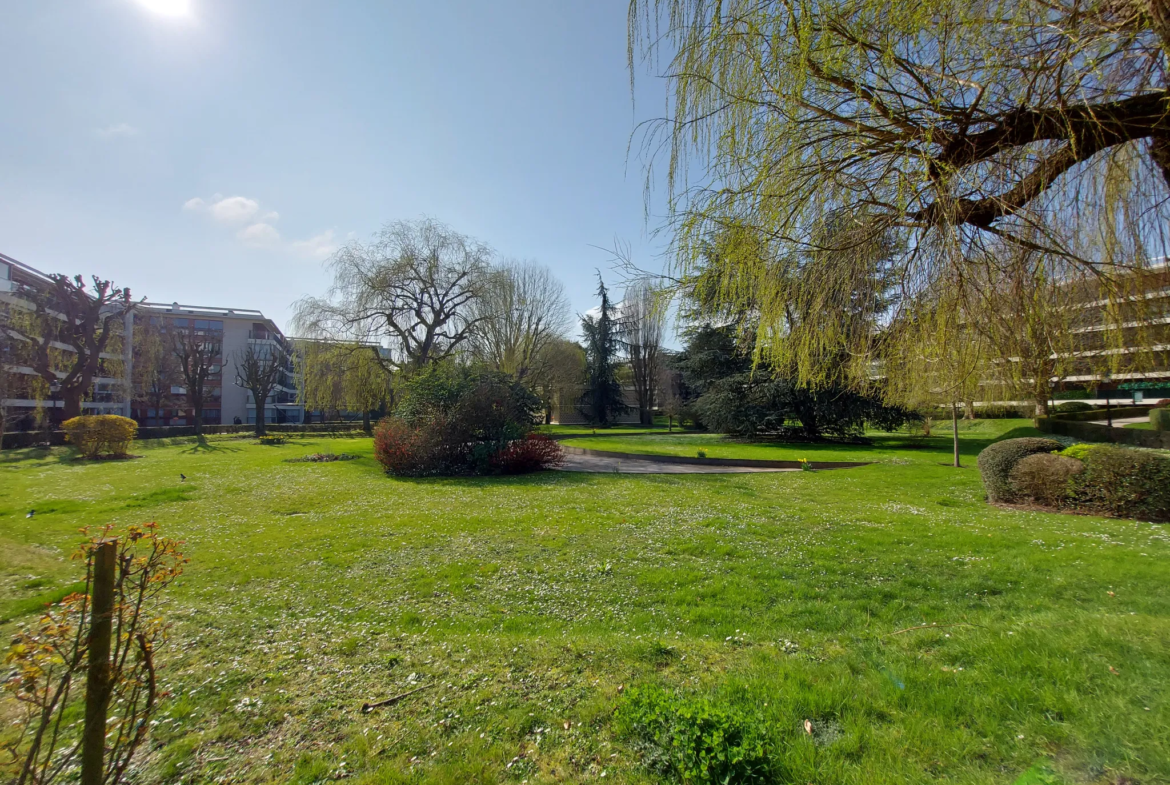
top-left (578, 275), bottom-right (627, 426)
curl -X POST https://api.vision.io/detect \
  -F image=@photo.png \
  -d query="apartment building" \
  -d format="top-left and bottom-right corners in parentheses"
top-left (0, 253), bottom-right (133, 428)
top-left (132, 303), bottom-right (303, 426)
top-left (1, 252), bottom-right (302, 430)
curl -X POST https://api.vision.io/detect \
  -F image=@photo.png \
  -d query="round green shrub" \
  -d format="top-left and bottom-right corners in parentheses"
top-left (977, 437), bottom-right (1063, 502)
top-left (1009, 453), bottom-right (1083, 506)
top-left (1069, 446), bottom-right (1170, 521)
top-left (1054, 401), bottom-right (1094, 413)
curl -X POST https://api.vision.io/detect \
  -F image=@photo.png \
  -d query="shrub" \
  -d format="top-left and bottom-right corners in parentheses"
top-left (1150, 408), bottom-right (1170, 432)
top-left (976, 404), bottom-right (1030, 419)
top-left (1054, 401), bottom-right (1094, 413)
top-left (61, 415), bottom-right (137, 458)
top-left (258, 434), bottom-right (286, 445)
top-left (1009, 453), bottom-right (1083, 506)
top-left (490, 434), bottom-right (565, 474)
top-left (615, 685), bottom-right (774, 785)
top-left (374, 364), bottom-right (544, 476)
top-left (976, 437), bottom-right (1063, 502)
top-left (1069, 446), bottom-right (1170, 520)
top-left (1059, 443), bottom-right (1100, 462)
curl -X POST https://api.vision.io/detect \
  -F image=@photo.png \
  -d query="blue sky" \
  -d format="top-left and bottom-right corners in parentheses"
top-left (0, 0), bottom-right (671, 335)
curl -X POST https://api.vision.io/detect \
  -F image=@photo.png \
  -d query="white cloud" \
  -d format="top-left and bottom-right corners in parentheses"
top-left (184, 193), bottom-right (333, 258)
top-left (182, 194), bottom-right (261, 224)
top-left (290, 229), bottom-right (338, 260)
top-left (237, 222), bottom-right (282, 247)
top-left (95, 122), bottom-right (139, 138)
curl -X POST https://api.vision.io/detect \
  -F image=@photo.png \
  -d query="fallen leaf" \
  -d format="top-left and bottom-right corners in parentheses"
top-left (804, 719), bottom-right (813, 735)
top-left (1109, 666), bottom-right (1120, 675)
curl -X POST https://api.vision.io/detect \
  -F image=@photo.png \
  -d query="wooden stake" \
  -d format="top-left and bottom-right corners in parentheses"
top-left (81, 539), bottom-right (116, 785)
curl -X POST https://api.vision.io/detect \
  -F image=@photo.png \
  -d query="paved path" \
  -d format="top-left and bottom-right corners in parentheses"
top-left (1089, 416), bottom-right (1147, 427)
top-left (556, 452), bottom-right (795, 474)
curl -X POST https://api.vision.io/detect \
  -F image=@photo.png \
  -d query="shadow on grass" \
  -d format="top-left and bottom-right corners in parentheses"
top-left (179, 436), bottom-right (243, 454)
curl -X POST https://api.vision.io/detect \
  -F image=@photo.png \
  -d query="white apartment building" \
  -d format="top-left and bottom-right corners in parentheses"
top-left (1, 252), bottom-right (303, 430)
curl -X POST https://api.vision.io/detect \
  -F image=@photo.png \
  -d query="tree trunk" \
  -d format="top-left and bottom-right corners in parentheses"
top-left (61, 392), bottom-right (83, 421)
top-left (964, 398), bottom-right (976, 420)
top-left (668, 415), bottom-right (673, 432)
top-left (362, 408), bottom-right (371, 435)
top-left (1034, 393), bottom-right (1049, 418)
top-left (951, 400), bottom-right (961, 468)
top-left (255, 402), bottom-right (267, 436)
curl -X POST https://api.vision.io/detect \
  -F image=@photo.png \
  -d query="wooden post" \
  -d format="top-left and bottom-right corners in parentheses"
top-left (951, 400), bottom-right (961, 468)
top-left (82, 539), bottom-right (117, 785)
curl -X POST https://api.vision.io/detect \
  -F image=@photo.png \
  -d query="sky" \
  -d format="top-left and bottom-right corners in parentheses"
top-left (0, 0), bottom-right (674, 337)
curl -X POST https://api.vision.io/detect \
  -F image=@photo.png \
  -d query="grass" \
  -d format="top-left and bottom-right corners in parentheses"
top-left (0, 424), bottom-right (1166, 784)
top-left (562, 418), bottom-right (1037, 465)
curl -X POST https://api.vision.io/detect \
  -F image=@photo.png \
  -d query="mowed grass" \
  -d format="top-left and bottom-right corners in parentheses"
top-left (562, 418), bottom-right (1035, 465)
top-left (0, 426), bottom-right (1167, 784)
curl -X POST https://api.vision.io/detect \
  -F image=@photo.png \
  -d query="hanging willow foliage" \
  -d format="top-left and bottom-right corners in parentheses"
top-left (630, 0), bottom-right (1170, 395)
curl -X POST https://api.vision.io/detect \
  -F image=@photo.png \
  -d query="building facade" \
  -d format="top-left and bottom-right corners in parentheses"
top-left (1, 252), bottom-right (302, 430)
top-left (132, 303), bottom-right (303, 426)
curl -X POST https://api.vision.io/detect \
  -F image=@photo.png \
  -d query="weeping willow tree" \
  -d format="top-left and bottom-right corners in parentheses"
top-left (630, 0), bottom-right (1170, 395)
top-left (296, 341), bottom-right (391, 433)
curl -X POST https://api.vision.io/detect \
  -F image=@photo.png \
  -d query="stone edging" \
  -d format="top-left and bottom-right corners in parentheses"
top-left (560, 445), bottom-right (871, 470)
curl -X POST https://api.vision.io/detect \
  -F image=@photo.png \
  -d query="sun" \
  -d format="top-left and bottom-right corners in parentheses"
top-left (134, 0), bottom-right (191, 17)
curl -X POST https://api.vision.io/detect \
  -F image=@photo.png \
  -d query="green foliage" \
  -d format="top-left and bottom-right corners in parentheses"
top-left (1150, 408), bottom-right (1170, 432)
top-left (61, 414), bottom-right (138, 458)
top-left (376, 363), bottom-right (542, 476)
top-left (1054, 401), bottom-right (1094, 413)
top-left (578, 275), bottom-right (628, 425)
top-left (1008, 453), bottom-right (1083, 506)
top-left (976, 438), bottom-right (1063, 502)
top-left (615, 685), bottom-right (773, 784)
top-left (1058, 443), bottom-right (1100, 462)
top-left (976, 404), bottom-right (1030, 419)
top-left (258, 435), bottom-right (286, 445)
top-left (1069, 446), bottom-right (1170, 521)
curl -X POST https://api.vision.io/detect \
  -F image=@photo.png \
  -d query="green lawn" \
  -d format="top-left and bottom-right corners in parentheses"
top-left (1125, 421), bottom-right (1154, 430)
top-left (561, 418), bottom-right (1039, 465)
top-left (535, 423), bottom-right (669, 438)
top-left (0, 425), bottom-right (1167, 784)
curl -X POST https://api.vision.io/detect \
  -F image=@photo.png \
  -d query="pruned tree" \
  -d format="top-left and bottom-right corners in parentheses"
top-left (630, 0), bottom-right (1170, 393)
top-left (172, 324), bottom-right (221, 435)
top-left (293, 219), bottom-right (492, 375)
top-left (620, 281), bottom-right (666, 425)
top-left (296, 341), bottom-right (391, 433)
top-left (579, 275), bottom-right (628, 426)
top-left (132, 317), bottom-right (180, 424)
top-left (468, 260), bottom-right (572, 381)
top-left (234, 343), bottom-right (288, 436)
top-left (4, 275), bottom-right (135, 422)
top-left (657, 361), bottom-right (684, 431)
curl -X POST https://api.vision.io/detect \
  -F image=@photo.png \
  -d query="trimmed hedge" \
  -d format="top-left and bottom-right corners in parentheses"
top-left (1054, 401), bottom-right (1094, 413)
top-left (977, 437), bottom-right (1063, 502)
top-left (1009, 453), bottom-right (1083, 506)
top-left (1150, 408), bottom-right (1170, 432)
top-left (1069, 446), bottom-right (1170, 521)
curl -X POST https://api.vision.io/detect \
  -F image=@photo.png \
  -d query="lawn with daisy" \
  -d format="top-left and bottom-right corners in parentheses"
top-left (0, 421), bottom-right (1165, 784)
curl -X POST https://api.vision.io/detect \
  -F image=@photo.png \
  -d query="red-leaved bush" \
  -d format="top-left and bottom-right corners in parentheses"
top-left (490, 434), bottom-right (565, 474)
top-left (373, 417), bottom-right (438, 477)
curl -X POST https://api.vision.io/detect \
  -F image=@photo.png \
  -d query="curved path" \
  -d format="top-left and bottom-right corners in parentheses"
top-left (557, 451), bottom-right (795, 474)
top-left (554, 444), bottom-right (870, 474)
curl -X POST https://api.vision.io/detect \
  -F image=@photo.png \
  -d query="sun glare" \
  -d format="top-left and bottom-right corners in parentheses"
top-left (135, 0), bottom-right (191, 17)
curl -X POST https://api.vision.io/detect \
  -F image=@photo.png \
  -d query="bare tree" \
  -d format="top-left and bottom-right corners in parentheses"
top-left (234, 343), bottom-right (288, 436)
top-left (132, 317), bottom-right (180, 424)
top-left (293, 219), bottom-right (492, 374)
top-left (5, 275), bottom-right (135, 422)
top-left (469, 260), bottom-right (571, 380)
top-left (173, 324), bottom-right (222, 435)
top-left (620, 282), bottom-right (666, 425)
top-left (657, 361), bottom-right (684, 431)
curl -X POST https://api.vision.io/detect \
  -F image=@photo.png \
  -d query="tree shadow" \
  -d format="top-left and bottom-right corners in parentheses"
top-left (179, 436), bottom-right (242, 454)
